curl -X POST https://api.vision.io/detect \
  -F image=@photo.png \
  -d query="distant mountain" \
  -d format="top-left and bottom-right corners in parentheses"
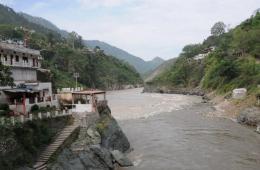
top-left (16, 11), bottom-right (164, 74)
top-left (144, 58), bottom-right (176, 82)
top-left (84, 40), bottom-right (164, 74)
top-left (19, 12), bottom-right (69, 37)
top-left (146, 56), bottom-right (165, 71)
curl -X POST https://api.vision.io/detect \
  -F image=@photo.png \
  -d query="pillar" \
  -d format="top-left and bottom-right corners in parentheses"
top-left (20, 115), bottom-right (24, 123)
top-left (55, 110), bottom-right (59, 117)
top-left (47, 112), bottom-right (50, 118)
top-left (29, 114), bottom-right (33, 121)
top-left (38, 112), bottom-right (42, 119)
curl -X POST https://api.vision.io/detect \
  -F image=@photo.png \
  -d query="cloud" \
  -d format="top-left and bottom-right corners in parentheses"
top-left (0, 0), bottom-right (14, 5)
top-left (77, 0), bottom-right (129, 8)
top-left (29, 1), bottom-right (49, 12)
top-left (12, 0), bottom-right (260, 60)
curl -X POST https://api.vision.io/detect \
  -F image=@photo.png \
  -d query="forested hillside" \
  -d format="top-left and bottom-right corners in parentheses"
top-left (149, 12), bottom-right (260, 94)
top-left (0, 4), bottom-right (142, 90)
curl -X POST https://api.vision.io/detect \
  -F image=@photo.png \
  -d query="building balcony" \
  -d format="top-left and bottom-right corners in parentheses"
top-left (8, 95), bottom-right (59, 114)
top-left (0, 59), bottom-right (40, 68)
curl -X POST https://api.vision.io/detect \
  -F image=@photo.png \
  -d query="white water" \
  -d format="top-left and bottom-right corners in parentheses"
top-left (107, 88), bottom-right (201, 120)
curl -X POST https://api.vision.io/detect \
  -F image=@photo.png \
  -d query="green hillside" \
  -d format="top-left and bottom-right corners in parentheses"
top-left (14, 11), bottom-right (164, 74)
top-left (150, 12), bottom-right (260, 94)
top-left (0, 4), bottom-right (142, 90)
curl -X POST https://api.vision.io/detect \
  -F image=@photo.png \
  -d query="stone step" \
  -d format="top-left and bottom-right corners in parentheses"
top-left (33, 162), bottom-right (46, 168)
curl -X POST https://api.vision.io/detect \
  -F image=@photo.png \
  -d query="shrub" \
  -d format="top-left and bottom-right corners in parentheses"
top-left (0, 103), bottom-right (9, 111)
top-left (31, 104), bottom-right (39, 112)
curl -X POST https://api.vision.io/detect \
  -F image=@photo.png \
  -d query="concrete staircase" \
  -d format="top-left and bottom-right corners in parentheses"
top-left (33, 124), bottom-right (79, 170)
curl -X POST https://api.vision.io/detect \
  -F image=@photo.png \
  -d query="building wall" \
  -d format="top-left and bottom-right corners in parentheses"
top-left (11, 68), bottom-right (37, 83)
top-left (0, 52), bottom-right (41, 68)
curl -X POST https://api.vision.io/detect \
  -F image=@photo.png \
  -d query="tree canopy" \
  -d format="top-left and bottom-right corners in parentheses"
top-left (211, 21), bottom-right (226, 36)
top-left (0, 62), bottom-right (14, 86)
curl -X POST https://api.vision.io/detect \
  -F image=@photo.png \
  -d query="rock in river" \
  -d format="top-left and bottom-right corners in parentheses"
top-left (97, 103), bottom-right (131, 152)
top-left (111, 150), bottom-right (133, 167)
top-left (237, 107), bottom-right (260, 126)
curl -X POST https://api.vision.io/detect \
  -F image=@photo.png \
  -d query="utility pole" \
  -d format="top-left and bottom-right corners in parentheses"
top-left (73, 72), bottom-right (79, 90)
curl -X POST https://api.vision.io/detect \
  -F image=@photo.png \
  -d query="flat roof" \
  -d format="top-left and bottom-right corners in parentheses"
top-left (0, 42), bottom-right (41, 56)
top-left (72, 90), bottom-right (105, 95)
top-left (3, 88), bottom-right (40, 94)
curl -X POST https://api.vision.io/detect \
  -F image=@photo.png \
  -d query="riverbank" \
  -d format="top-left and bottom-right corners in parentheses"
top-left (143, 84), bottom-right (260, 129)
top-left (143, 84), bottom-right (205, 96)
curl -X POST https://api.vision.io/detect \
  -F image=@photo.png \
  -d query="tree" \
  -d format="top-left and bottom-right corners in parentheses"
top-left (68, 31), bottom-right (83, 49)
top-left (0, 62), bottom-right (14, 86)
top-left (211, 21), bottom-right (226, 36)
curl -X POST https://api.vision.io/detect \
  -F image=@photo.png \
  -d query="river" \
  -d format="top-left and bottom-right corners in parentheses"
top-left (106, 88), bottom-right (260, 170)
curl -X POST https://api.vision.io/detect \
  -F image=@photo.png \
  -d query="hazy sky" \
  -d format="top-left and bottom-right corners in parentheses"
top-left (1, 0), bottom-right (259, 60)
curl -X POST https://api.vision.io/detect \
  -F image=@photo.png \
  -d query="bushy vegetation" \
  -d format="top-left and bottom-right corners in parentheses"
top-left (152, 45), bottom-right (205, 88)
top-left (0, 4), bottom-right (142, 90)
top-left (0, 103), bottom-right (10, 116)
top-left (151, 12), bottom-right (260, 94)
top-left (0, 61), bottom-right (14, 87)
top-left (0, 116), bottom-right (72, 169)
top-left (30, 105), bottom-right (56, 114)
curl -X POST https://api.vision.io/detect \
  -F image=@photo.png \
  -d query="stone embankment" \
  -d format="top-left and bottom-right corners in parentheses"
top-left (143, 84), bottom-right (205, 96)
top-left (49, 103), bottom-right (133, 170)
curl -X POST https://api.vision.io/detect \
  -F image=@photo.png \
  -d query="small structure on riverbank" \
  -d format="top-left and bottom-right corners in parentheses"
top-left (71, 90), bottom-right (106, 113)
top-left (58, 88), bottom-right (106, 113)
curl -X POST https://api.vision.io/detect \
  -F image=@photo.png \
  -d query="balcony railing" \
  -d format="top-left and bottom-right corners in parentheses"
top-left (0, 59), bottom-right (40, 68)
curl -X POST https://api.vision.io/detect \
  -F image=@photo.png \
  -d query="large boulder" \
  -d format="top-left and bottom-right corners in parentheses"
top-left (96, 104), bottom-right (131, 153)
top-left (50, 104), bottom-right (132, 169)
top-left (237, 107), bottom-right (260, 126)
top-left (50, 146), bottom-right (114, 170)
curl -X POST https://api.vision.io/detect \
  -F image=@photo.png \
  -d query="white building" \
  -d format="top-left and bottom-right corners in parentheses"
top-left (0, 41), bottom-right (58, 115)
top-left (193, 46), bottom-right (216, 61)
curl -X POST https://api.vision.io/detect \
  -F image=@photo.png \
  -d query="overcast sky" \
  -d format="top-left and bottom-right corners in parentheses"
top-left (1, 0), bottom-right (259, 60)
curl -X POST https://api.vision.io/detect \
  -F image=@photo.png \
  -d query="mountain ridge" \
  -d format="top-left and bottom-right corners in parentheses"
top-left (13, 11), bottom-right (164, 74)
top-left (84, 40), bottom-right (164, 74)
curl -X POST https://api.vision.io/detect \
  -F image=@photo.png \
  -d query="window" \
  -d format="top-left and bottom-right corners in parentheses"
top-left (23, 57), bottom-right (28, 63)
top-left (4, 55), bottom-right (7, 61)
top-left (10, 55), bottom-right (13, 65)
top-left (15, 55), bottom-right (19, 62)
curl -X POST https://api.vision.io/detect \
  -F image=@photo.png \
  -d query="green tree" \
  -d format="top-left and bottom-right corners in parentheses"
top-left (211, 21), bottom-right (226, 36)
top-left (0, 62), bottom-right (14, 86)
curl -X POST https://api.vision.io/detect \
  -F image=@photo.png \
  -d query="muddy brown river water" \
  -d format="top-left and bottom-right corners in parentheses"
top-left (107, 88), bottom-right (260, 170)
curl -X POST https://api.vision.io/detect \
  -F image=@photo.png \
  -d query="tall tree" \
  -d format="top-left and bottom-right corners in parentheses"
top-left (211, 21), bottom-right (226, 36)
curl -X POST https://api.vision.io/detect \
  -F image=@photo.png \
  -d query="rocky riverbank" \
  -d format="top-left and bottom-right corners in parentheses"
top-left (48, 103), bottom-right (133, 170)
top-left (144, 84), bottom-right (260, 131)
top-left (143, 84), bottom-right (205, 96)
